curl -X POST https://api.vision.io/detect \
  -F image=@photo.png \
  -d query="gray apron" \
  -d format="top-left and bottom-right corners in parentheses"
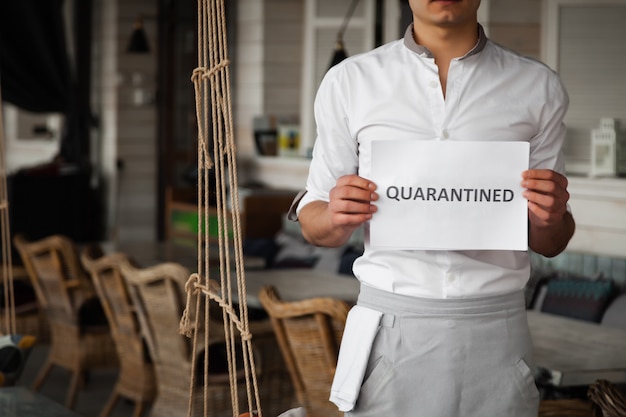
top-left (338, 284), bottom-right (539, 417)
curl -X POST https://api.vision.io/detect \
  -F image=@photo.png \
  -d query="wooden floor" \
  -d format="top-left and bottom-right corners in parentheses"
top-left (15, 338), bottom-right (297, 417)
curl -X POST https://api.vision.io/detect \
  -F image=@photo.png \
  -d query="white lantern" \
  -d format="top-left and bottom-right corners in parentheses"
top-left (589, 118), bottom-right (617, 178)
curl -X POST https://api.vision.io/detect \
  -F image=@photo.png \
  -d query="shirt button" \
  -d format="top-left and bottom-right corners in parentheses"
top-left (446, 320), bottom-right (456, 328)
top-left (429, 80), bottom-right (438, 88)
top-left (441, 130), bottom-right (449, 139)
top-left (446, 273), bottom-right (457, 283)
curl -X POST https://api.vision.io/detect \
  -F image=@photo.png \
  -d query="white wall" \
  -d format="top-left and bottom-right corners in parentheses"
top-left (96, 0), bottom-right (158, 242)
top-left (234, 0), bottom-right (304, 165)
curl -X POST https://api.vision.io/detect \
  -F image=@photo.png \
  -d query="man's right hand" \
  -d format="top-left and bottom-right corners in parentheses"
top-left (298, 175), bottom-right (378, 247)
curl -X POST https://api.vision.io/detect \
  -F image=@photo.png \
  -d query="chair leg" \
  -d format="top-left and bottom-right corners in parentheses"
top-left (132, 401), bottom-right (146, 417)
top-left (32, 359), bottom-right (53, 391)
top-left (99, 390), bottom-right (120, 417)
top-left (65, 370), bottom-right (81, 409)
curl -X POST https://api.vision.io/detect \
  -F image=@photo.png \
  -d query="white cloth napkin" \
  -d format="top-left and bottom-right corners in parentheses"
top-left (329, 305), bottom-right (383, 412)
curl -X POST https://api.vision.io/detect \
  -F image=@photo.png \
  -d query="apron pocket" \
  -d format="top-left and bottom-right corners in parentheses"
top-left (513, 357), bottom-right (540, 403)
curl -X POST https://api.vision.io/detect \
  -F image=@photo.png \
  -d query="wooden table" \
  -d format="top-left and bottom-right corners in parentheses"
top-left (101, 240), bottom-right (265, 270)
top-left (528, 310), bottom-right (626, 387)
top-left (238, 268), bottom-right (360, 309)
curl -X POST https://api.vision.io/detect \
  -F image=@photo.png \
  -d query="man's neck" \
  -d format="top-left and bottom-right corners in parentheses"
top-left (413, 22), bottom-right (479, 97)
top-left (413, 22), bottom-right (479, 62)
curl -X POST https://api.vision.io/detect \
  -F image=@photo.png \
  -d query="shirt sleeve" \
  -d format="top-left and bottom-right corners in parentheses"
top-left (296, 64), bottom-right (360, 215)
top-left (529, 71), bottom-right (570, 175)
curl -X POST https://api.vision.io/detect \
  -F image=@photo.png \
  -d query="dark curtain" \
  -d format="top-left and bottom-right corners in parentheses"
top-left (0, 0), bottom-right (71, 113)
top-left (1, 0), bottom-right (102, 243)
top-left (0, 0), bottom-right (91, 164)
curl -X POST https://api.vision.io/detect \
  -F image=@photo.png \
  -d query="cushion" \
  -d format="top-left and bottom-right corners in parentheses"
top-left (601, 293), bottom-right (626, 329)
top-left (243, 237), bottom-right (280, 267)
top-left (0, 333), bottom-right (36, 387)
top-left (540, 277), bottom-right (616, 322)
top-left (78, 297), bottom-right (109, 330)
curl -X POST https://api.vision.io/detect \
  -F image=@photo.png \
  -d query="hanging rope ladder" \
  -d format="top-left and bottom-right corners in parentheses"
top-left (179, 0), bottom-right (263, 415)
top-left (0, 88), bottom-right (17, 339)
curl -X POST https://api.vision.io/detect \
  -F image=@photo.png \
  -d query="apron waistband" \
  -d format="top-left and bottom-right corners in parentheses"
top-left (357, 284), bottom-right (525, 316)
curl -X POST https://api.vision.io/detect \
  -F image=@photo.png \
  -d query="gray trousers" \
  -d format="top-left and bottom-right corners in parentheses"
top-left (347, 285), bottom-right (539, 417)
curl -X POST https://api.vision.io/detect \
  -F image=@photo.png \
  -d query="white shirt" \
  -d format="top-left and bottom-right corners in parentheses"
top-left (297, 25), bottom-right (569, 299)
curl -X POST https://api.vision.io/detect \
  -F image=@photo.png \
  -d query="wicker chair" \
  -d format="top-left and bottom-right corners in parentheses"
top-left (80, 248), bottom-right (157, 417)
top-left (0, 264), bottom-right (50, 343)
top-left (588, 379), bottom-right (626, 417)
top-left (120, 260), bottom-right (254, 417)
top-left (12, 234), bottom-right (118, 409)
top-left (258, 285), bottom-right (350, 417)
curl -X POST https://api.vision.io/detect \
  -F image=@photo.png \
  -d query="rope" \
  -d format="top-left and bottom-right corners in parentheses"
top-left (337, 0), bottom-right (360, 43)
top-left (0, 86), bottom-right (17, 337)
top-left (179, 0), bottom-right (262, 415)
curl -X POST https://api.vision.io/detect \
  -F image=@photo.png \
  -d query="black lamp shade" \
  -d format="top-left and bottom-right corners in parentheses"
top-left (328, 0), bottom-right (359, 70)
top-left (127, 18), bottom-right (150, 53)
top-left (329, 40), bottom-right (348, 69)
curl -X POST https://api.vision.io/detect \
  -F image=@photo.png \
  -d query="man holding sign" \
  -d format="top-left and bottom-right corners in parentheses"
top-left (289, 0), bottom-right (575, 415)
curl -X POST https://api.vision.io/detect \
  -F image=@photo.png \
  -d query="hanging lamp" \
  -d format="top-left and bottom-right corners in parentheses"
top-left (329, 0), bottom-right (361, 69)
top-left (127, 14), bottom-right (150, 53)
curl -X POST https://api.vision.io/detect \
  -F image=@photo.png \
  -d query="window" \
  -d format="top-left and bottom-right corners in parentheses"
top-left (2, 103), bottom-right (63, 174)
top-left (542, 0), bottom-right (626, 175)
top-left (299, 0), bottom-right (401, 156)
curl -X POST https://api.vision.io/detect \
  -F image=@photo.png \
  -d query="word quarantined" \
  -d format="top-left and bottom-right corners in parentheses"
top-left (386, 186), bottom-right (515, 203)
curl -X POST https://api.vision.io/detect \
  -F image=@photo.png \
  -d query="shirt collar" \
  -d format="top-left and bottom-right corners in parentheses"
top-left (402, 23), bottom-right (487, 59)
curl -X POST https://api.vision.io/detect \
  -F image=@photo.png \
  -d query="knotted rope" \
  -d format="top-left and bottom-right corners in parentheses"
top-left (0, 87), bottom-right (16, 337)
top-left (179, 0), bottom-right (262, 416)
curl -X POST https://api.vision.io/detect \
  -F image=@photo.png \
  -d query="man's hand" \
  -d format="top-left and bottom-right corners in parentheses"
top-left (522, 169), bottom-right (575, 257)
top-left (299, 175), bottom-right (378, 247)
top-left (522, 169), bottom-right (569, 227)
top-left (328, 175), bottom-right (378, 227)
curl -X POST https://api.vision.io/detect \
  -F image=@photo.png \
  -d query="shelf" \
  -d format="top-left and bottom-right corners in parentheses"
top-left (566, 176), bottom-right (626, 258)
top-left (568, 176), bottom-right (626, 200)
top-left (251, 156), bottom-right (310, 191)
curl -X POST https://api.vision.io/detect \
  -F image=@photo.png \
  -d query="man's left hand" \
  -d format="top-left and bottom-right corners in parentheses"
top-left (522, 169), bottom-right (575, 257)
top-left (521, 169), bottom-right (570, 228)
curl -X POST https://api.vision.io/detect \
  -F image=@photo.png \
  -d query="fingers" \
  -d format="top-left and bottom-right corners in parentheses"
top-left (328, 175), bottom-right (378, 227)
top-left (521, 169), bottom-right (568, 191)
top-left (332, 175), bottom-right (378, 205)
top-left (521, 169), bottom-right (569, 226)
top-left (330, 211), bottom-right (376, 228)
top-left (526, 196), bottom-right (566, 223)
top-left (336, 175), bottom-right (377, 193)
top-left (522, 170), bottom-right (568, 199)
top-left (524, 190), bottom-right (567, 212)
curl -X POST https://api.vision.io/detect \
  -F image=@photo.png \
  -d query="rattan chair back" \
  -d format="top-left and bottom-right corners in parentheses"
top-left (258, 285), bottom-right (349, 417)
top-left (13, 234), bottom-right (117, 409)
top-left (15, 235), bottom-right (86, 325)
top-left (120, 260), bottom-right (248, 417)
top-left (80, 248), bottom-right (156, 417)
top-left (588, 379), bottom-right (626, 417)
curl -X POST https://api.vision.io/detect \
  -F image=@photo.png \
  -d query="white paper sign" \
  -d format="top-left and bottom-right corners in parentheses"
top-left (369, 140), bottom-right (529, 250)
